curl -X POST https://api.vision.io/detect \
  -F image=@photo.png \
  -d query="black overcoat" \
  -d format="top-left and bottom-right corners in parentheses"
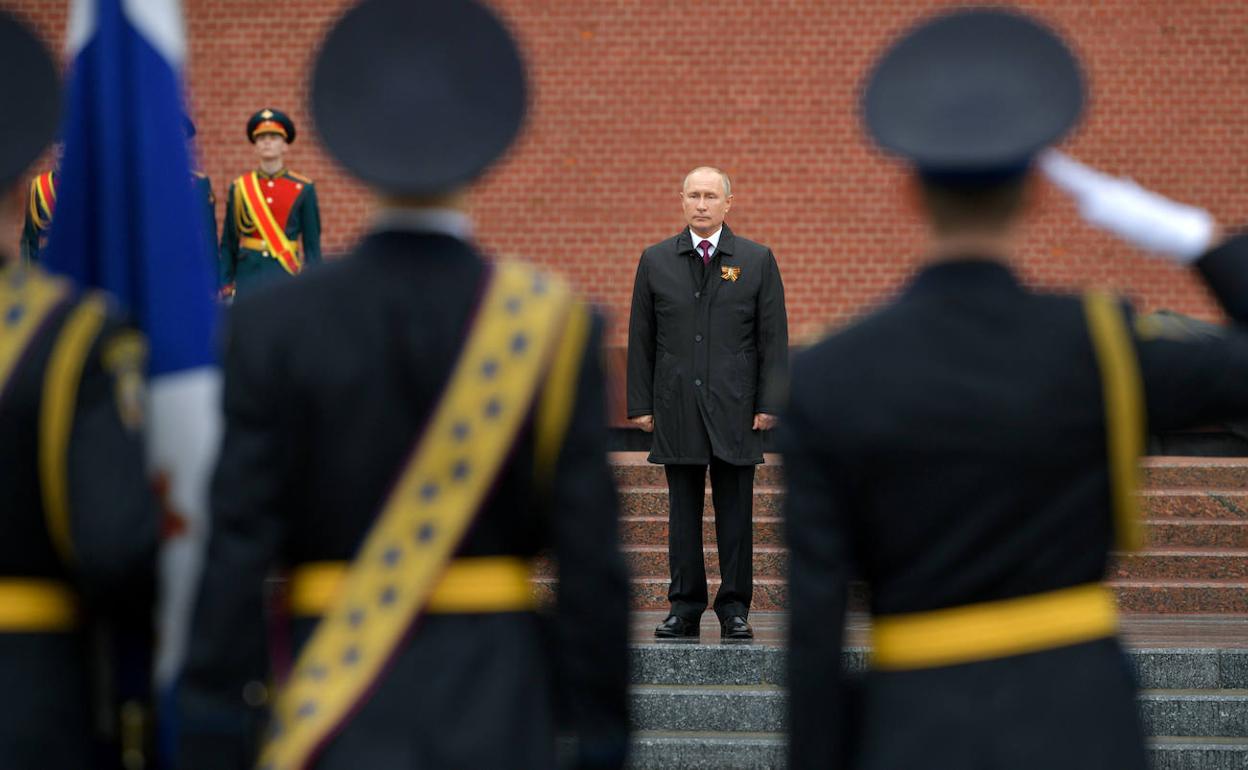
top-left (627, 224), bottom-right (788, 465)
top-left (782, 237), bottom-right (1248, 770)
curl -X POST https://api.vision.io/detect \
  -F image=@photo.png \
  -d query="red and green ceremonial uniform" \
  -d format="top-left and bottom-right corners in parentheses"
top-left (21, 170), bottom-right (56, 263)
top-left (219, 168), bottom-right (321, 297)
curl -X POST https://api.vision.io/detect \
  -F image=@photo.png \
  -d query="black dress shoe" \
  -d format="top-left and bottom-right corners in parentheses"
top-left (721, 615), bottom-right (753, 640)
top-left (654, 615), bottom-right (699, 639)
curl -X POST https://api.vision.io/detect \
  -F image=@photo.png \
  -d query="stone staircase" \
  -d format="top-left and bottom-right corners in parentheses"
top-left (624, 615), bottom-right (1248, 769)
top-left (592, 454), bottom-right (1248, 769)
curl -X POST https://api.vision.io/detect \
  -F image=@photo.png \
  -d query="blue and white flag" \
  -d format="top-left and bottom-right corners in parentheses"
top-left (44, 0), bottom-right (221, 729)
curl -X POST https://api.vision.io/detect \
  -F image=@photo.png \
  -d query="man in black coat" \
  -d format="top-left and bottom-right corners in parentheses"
top-left (177, 2), bottom-right (630, 768)
top-left (783, 9), bottom-right (1248, 769)
top-left (628, 166), bottom-right (788, 640)
top-left (0, 11), bottom-right (158, 768)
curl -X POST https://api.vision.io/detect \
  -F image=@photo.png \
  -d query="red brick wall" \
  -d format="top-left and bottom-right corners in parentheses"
top-left (7, 0), bottom-right (1248, 346)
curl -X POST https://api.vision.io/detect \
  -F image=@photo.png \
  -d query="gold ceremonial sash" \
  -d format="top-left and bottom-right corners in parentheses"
top-left (289, 558), bottom-right (536, 617)
top-left (871, 583), bottom-right (1117, 670)
top-left (236, 173), bottom-right (302, 276)
top-left (0, 267), bottom-right (71, 407)
top-left (1083, 291), bottom-right (1146, 551)
top-left (260, 262), bottom-right (582, 770)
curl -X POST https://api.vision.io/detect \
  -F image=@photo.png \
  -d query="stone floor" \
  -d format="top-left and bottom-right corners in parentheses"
top-left (631, 610), bottom-right (1248, 649)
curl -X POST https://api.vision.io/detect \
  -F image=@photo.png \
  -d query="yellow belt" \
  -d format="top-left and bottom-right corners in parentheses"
top-left (289, 557), bottom-right (537, 616)
top-left (239, 236), bottom-right (268, 252)
top-left (870, 583), bottom-right (1118, 671)
top-left (0, 579), bottom-right (78, 631)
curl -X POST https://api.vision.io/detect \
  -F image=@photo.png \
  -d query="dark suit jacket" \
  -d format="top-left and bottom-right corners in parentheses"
top-left (179, 228), bottom-right (631, 769)
top-left (627, 224), bottom-right (788, 465)
top-left (781, 237), bottom-right (1248, 769)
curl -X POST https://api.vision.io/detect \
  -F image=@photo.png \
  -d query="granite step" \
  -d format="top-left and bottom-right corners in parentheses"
top-left (616, 486), bottom-right (1248, 521)
top-left (533, 577), bottom-right (1248, 614)
top-left (620, 516), bottom-right (785, 547)
top-left (610, 453), bottom-right (784, 489)
top-left (628, 686), bottom-right (1248, 736)
top-left (1141, 458), bottom-right (1248, 491)
top-left (578, 544), bottom-right (1248, 582)
top-left (1111, 550), bottom-right (1248, 580)
top-left (629, 644), bottom-right (1248, 689)
top-left (625, 733), bottom-right (1248, 770)
top-left (1145, 520), bottom-right (1248, 549)
top-left (619, 515), bottom-right (1248, 550)
top-left (623, 615), bottom-right (1248, 768)
top-left (610, 454), bottom-right (1248, 491)
top-left (618, 487), bottom-right (784, 518)
top-left (1141, 490), bottom-right (1248, 520)
top-left (1113, 580), bottom-right (1248, 614)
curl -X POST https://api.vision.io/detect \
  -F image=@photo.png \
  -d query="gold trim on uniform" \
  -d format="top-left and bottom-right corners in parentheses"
top-left (0, 267), bottom-right (71, 403)
top-left (102, 330), bottom-right (148, 432)
top-left (0, 578), bottom-right (78, 631)
top-left (871, 583), bottom-right (1118, 670)
top-left (534, 302), bottom-right (591, 488)
top-left (1083, 291), bottom-right (1146, 551)
top-left (289, 558), bottom-right (536, 617)
top-left (39, 293), bottom-right (108, 564)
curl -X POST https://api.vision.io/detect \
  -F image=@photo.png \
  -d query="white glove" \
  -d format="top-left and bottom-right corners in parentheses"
top-left (1039, 150), bottom-right (1216, 264)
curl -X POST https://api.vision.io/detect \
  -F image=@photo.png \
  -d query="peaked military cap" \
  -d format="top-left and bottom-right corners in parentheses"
top-left (310, 0), bottom-right (527, 196)
top-left (862, 8), bottom-right (1084, 183)
top-left (247, 107), bottom-right (296, 143)
top-left (0, 11), bottom-right (60, 187)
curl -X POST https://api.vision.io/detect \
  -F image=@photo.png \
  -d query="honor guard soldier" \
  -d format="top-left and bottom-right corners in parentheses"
top-left (783, 9), bottom-right (1248, 770)
top-left (0, 11), bottom-right (159, 769)
top-left (178, 1), bottom-right (630, 769)
top-left (186, 116), bottom-right (218, 272)
top-left (218, 108), bottom-right (321, 299)
top-left (20, 144), bottom-right (59, 263)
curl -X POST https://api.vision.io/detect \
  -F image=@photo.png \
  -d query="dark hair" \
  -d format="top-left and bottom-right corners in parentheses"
top-left (916, 174), bottom-right (1029, 234)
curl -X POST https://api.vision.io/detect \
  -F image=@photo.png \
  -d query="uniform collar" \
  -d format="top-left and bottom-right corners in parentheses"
top-left (904, 257), bottom-right (1022, 297)
top-left (256, 167), bottom-right (287, 181)
top-left (370, 206), bottom-right (474, 241)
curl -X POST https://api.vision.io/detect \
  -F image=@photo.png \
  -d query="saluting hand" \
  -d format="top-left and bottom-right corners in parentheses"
top-left (630, 414), bottom-right (654, 433)
top-left (753, 413), bottom-right (777, 431)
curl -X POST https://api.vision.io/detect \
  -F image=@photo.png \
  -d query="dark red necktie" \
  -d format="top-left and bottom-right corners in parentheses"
top-left (697, 239), bottom-right (712, 265)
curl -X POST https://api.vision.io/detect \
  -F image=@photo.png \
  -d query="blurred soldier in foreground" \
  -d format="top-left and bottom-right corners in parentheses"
top-left (217, 108), bottom-right (320, 300)
top-left (177, 1), bottom-right (630, 768)
top-left (0, 10), bottom-right (158, 768)
top-left (783, 9), bottom-right (1248, 769)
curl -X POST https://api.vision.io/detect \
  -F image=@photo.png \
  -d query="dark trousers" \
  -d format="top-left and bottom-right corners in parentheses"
top-left (664, 458), bottom-right (754, 622)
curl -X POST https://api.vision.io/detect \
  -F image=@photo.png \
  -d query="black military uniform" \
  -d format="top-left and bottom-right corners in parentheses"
top-left (782, 10), bottom-right (1248, 770)
top-left (177, 2), bottom-right (630, 769)
top-left (0, 12), bottom-right (158, 769)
